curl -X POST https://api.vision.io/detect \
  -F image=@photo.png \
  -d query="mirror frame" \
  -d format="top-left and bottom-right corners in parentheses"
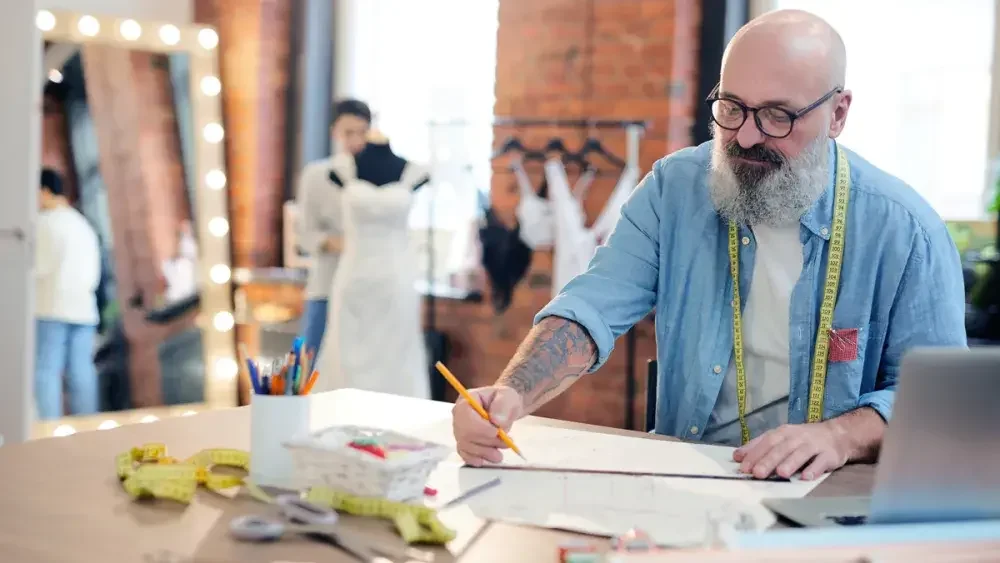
top-left (33, 9), bottom-right (237, 438)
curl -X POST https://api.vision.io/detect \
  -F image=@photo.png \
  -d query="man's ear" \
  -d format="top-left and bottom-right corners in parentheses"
top-left (828, 89), bottom-right (852, 138)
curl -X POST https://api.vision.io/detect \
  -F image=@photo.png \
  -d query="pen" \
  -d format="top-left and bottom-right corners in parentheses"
top-left (238, 343), bottom-right (261, 394)
top-left (435, 361), bottom-right (525, 460)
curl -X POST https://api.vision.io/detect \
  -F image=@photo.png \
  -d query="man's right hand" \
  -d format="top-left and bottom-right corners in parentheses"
top-left (452, 386), bottom-right (525, 466)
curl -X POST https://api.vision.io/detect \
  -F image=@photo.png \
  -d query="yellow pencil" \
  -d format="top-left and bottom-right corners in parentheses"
top-left (435, 361), bottom-right (525, 460)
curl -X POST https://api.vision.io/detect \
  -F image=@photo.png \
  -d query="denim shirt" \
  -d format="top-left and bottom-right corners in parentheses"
top-left (535, 140), bottom-right (968, 441)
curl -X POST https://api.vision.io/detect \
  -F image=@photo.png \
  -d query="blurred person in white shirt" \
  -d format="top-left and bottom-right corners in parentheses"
top-left (34, 169), bottom-right (102, 419)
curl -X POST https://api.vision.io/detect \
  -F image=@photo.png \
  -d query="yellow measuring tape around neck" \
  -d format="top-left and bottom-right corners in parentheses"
top-left (728, 144), bottom-right (851, 445)
top-left (114, 443), bottom-right (455, 545)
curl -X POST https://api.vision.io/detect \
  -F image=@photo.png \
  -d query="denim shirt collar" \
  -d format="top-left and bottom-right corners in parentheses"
top-left (798, 139), bottom-right (839, 241)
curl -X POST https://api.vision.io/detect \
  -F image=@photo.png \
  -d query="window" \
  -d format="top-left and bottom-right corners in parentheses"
top-left (756, 0), bottom-right (997, 220)
top-left (334, 0), bottom-right (499, 291)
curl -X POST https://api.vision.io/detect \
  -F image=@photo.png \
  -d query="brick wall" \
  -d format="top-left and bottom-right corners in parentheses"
top-left (195, 0), bottom-right (292, 268)
top-left (195, 0), bottom-right (294, 405)
top-left (432, 0), bottom-right (702, 429)
top-left (81, 46), bottom-right (196, 407)
top-left (41, 92), bottom-right (78, 203)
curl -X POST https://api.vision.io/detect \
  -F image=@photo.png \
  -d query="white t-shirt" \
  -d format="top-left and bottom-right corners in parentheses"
top-left (35, 206), bottom-right (102, 325)
top-left (296, 158), bottom-right (344, 300)
top-left (702, 223), bottom-right (803, 446)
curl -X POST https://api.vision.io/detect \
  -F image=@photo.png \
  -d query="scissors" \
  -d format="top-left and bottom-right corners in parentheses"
top-left (229, 494), bottom-right (431, 562)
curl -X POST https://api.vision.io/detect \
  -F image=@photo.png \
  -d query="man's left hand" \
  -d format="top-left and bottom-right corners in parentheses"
top-left (733, 422), bottom-right (849, 480)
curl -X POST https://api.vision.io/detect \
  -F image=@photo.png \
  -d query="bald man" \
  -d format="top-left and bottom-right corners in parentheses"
top-left (452, 10), bottom-right (967, 480)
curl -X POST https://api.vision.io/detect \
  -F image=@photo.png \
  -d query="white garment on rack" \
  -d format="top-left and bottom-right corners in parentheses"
top-left (512, 159), bottom-right (599, 251)
top-left (591, 164), bottom-right (640, 244)
top-left (314, 153), bottom-right (430, 400)
top-left (512, 159), bottom-right (553, 250)
top-left (545, 159), bottom-right (641, 297)
top-left (572, 167), bottom-right (597, 202)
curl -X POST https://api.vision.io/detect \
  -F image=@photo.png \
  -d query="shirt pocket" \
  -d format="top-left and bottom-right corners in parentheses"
top-left (822, 323), bottom-right (869, 416)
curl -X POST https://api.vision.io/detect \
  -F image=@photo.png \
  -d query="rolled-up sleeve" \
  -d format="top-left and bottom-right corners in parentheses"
top-left (534, 166), bottom-right (662, 372)
top-left (866, 223), bottom-right (968, 421)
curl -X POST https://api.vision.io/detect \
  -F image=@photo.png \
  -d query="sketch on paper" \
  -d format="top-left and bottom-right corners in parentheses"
top-left (429, 424), bottom-right (831, 546)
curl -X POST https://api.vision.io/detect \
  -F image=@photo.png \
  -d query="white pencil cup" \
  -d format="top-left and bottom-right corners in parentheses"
top-left (249, 394), bottom-right (315, 489)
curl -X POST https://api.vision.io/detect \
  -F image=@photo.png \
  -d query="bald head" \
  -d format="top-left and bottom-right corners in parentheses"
top-left (724, 10), bottom-right (846, 94)
top-left (708, 10), bottom-right (853, 227)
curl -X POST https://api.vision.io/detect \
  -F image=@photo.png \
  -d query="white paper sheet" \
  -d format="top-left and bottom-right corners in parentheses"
top-left (423, 424), bottom-right (830, 546)
top-left (434, 466), bottom-right (776, 547)
top-left (444, 424), bottom-right (828, 497)
top-left (305, 390), bottom-right (831, 546)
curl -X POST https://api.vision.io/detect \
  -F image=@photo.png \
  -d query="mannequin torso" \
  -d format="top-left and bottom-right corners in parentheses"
top-left (329, 142), bottom-right (430, 191)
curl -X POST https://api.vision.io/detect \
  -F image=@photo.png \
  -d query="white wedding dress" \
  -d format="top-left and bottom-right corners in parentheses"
top-left (313, 153), bottom-right (430, 399)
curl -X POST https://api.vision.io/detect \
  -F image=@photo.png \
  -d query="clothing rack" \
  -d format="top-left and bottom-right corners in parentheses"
top-left (493, 116), bottom-right (648, 430)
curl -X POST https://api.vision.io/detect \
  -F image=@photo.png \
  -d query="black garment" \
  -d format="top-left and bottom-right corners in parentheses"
top-left (479, 208), bottom-right (532, 314)
top-left (329, 142), bottom-right (429, 190)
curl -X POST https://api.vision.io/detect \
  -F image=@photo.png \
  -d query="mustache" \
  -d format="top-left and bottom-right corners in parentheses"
top-left (725, 142), bottom-right (785, 166)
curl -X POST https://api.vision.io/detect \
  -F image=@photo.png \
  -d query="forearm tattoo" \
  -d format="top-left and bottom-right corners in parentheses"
top-left (496, 317), bottom-right (597, 412)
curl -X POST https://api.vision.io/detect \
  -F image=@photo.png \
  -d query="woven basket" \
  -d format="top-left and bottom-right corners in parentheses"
top-left (283, 425), bottom-right (450, 501)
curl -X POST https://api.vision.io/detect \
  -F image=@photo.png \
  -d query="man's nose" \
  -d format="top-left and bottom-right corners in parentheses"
top-left (736, 114), bottom-right (765, 148)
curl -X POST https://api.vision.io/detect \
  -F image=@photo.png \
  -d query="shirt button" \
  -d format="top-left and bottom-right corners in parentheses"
top-left (820, 227), bottom-right (829, 236)
top-left (713, 365), bottom-right (722, 374)
top-left (690, 426), bottom-right (699, 434)
top-left (741, 236), bottom-right (750, 245)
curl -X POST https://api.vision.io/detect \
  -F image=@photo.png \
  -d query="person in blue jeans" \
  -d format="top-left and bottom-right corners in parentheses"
top-left (34, 169), bottom-right (103, 420)
top-left (296, 99), bottom-right (372, 357)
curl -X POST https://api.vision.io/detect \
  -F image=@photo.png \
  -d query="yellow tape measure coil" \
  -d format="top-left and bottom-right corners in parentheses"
top-left (116, 443), bottom-right (455, 545)
top-left (304, 486), bottom-right (457, 545)
top-left (116, 443), bottom-right (250, 503)
top-left (728, 143), bottom-right (851, 445)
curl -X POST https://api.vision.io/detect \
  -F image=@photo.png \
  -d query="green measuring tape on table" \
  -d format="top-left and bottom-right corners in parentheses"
top-left (115, 443), bottom-right (456, 545)
top-left (728, 143), bottom-right (851, 445)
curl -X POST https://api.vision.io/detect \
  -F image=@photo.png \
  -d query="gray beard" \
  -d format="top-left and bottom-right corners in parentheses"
top-left (708, 132), bottom-right (830, 227)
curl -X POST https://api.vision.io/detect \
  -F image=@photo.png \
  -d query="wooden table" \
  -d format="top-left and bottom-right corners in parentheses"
top-left (0, 390), bottom-right (873, 563)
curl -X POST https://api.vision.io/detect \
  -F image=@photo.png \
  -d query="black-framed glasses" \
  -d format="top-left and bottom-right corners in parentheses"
top-left (706, 85), bottom-right (842, 139)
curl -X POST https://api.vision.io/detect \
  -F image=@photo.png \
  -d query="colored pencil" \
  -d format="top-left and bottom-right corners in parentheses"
top-left (300, 370), bottom-right (319, 395)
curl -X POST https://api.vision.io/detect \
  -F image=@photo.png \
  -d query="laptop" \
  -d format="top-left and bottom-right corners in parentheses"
top-left (764, 346), bottom-right (1000, 527)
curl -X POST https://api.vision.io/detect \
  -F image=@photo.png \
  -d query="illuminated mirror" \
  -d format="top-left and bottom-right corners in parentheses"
top-left (33, 10), bottom-right (235, 438)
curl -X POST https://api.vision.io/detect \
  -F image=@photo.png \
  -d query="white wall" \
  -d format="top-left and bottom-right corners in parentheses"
top-left (0, 0), bottom-right (42, 448)
top-left (38, 0), bottom-right (192, 22)
top-left (757, 0), bottom-right (998, 220)
top-left (332, 0), bottom-right (499, 288)
top-left (0, 1), bottom-right (194, 446)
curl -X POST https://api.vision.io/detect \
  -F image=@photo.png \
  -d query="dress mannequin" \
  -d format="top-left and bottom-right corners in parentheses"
top-left (314, 138), bottom-right (431, 399)
top-left (329, 140), bottom-right (430, 191)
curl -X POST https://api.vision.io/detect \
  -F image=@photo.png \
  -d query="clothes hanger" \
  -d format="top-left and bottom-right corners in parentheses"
top-left (544, 137), bottom-right (587, 169)
top-left (574, 137), bottom-right (627, 169)
top-left (491, 136), bottom-right (545, 162)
